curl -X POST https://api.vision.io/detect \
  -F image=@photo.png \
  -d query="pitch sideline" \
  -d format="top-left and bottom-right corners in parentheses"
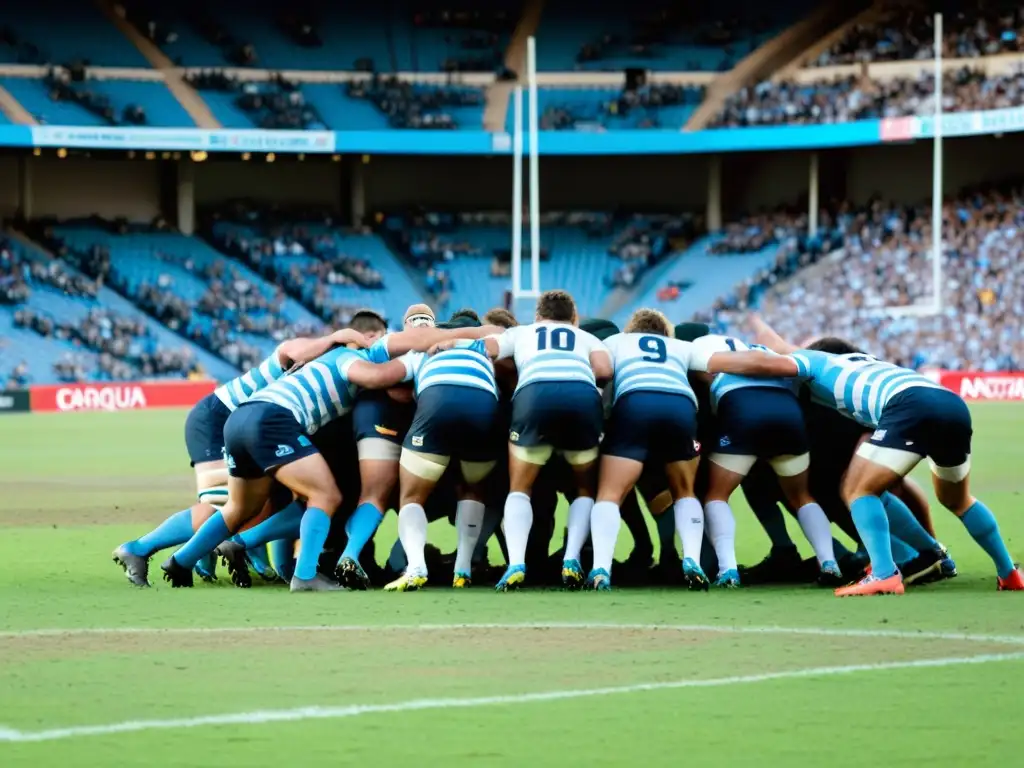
top-left (1, 651), bottom-right (1022, 743)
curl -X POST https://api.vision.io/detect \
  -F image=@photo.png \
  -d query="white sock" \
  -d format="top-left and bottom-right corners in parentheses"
top-left (502, 492), bottom-right (533, 567)
top-left (704, 500), bottom-right (738, 575)
top-left (590, 501), bottom-right (621, 573)
top-left (796, 502), bottom-right (836, 565)
top-left (397, 503), bottom-right (429, 573)
top-left (673, 497), bottom-right (704, 563)
top-left (454, 499), bottom-right (485, 574)
top-left (564, 496), bottom-right (594, 561)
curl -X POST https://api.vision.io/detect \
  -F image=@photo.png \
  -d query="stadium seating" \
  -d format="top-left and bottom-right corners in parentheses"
top-left (2, 2), bottom-right (148, 67)
top-left (508, 86), bottom-right (701, 132)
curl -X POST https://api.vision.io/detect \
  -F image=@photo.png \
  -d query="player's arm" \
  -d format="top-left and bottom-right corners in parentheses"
top-left (385, 324), bottom-right (505, 356)
top-left (748, 314), bottom-right (798, 355)
top-left (704, 350), bottom-right (800, 377)
top-left (588, 339), bottom-right (613, 384)
top-left (278, 330), bottom-right (370, 369)
top-left (345, 358), bottom-right (412, 390)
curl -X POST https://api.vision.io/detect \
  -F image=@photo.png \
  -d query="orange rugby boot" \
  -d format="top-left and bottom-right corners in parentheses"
top-left (834, 571), bottom-right (904, 597)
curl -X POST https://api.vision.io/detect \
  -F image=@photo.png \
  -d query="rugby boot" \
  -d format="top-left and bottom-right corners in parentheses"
top-left (496, 563), bottom-right (526, 592)
top-left (384, 569), bottom-right (429, 592)
top-left (714, 568), bottom-right (741, 589)
top-left (586, 567), bottom-right (612, 591)
top-left (834, 570), bottom-right (904, 597)
top-left (214, 540), bottom-right (253, 588)
top-left (245, 544), bottom-right (279, 582)
top-left (289, 573), bottom-right (345, 592)
top-left (816, 560), bottom-right (845, 588)
top-left (997, 565), bottom-right (1024, 591)
top-left (738, 545), bottom-right (806, 585)
top-left (682, 557), bottom-right (710, 591)
top-left (901, 545), bottom-right (957, 586)
top-left (561, 558), bottom-right (585, 590)
top-left (336, 556), bottom-right (372, 591)
top-left (112, 545), bottom-right (150, 587)
top-left (194, 553), bottom-right (218, 583)
top-left (452, 571), bottom-right (472, 588)
top-left (161, 556), bottom-right (194, 588)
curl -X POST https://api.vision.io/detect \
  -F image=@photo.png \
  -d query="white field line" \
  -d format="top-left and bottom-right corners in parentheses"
top-left (2, 621), bottom-right (1024, 646)
top-left (2, 651), bottom-right (1022, 743)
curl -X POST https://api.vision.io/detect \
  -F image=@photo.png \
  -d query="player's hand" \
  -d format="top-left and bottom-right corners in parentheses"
top-left (330, 329), bottom-right (371, 350)
top-left (428, 340), bottom-right (457, 355)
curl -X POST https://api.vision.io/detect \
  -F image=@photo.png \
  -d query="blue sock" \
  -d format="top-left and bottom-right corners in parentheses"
top-left (655, 511), bottom-right (677, 556)
top-left (172, 512), bottom-right (231, 570)
top-left (235, 502), bottom-right (304, 549)
top-left (881, 492), bottom-right (939, 553)
top-left (124, 509), bottom-right (194, 557)
top-left (849, 496), bottom-right (897, 579)
top-left (269, 538), bottom-right (295, 581)
top-left (961, 501), bottom-right (1015, 578)
top-left (889, 535), bottom-right (919, 567)
top-left (294, 508), bottom-right (331, 581)
top-left (388, 537), bottom-right (408, 572)
top-left (340, 502), bottom-right (384, 563)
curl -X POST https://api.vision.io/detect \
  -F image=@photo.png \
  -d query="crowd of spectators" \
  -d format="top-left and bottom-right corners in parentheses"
top-left (712, 66), bottom-right (1024, 128)
top-left (347, 77), bottom-right (483, 130)
top-left (608, 213), bottom-right (697, 288)
top-left (43, 66), bottom-right (147, 127)
top-left (542, 83), bottom-right (704, 131)
top-left (705, 189), bottom-right (1024, 371)
top-left (412, 7), bottom-right (510, 72)
top-left (186, 71), bottom-right (326, 130)
top-left (3, 359), bottom-right (30, 388)
top-left (813, 3), bottom-right (1024, 67)
top-left (0, 239), bottom-right (97, 303)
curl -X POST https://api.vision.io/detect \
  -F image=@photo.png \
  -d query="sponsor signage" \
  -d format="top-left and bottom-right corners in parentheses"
top-left (30, 380), bottom-right (215, 413)
top-left (937, 371), bottom-right (1024, 401)
top-left (0, 389), bottom-right (30, 414)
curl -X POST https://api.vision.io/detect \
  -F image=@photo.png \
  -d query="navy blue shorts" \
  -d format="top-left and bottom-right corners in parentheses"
top-left (714, 386), bottom-right (809, 457)
top-left (869, 387), bottom-right (973, 467)
top-left (184, 393), bottom-right (232, 467)
top-left (352, 389), bottom-right (416, 445)
top-left (404, 385), bottom-right (500, 462)
top-left (312, 415), bottom-right (361, 499)
top-left (509, 381), bottom-right (603, 451)
top-left (223, 402), bottom-right (320, 479)
top-left (603, 391), bottom-right (700, 464)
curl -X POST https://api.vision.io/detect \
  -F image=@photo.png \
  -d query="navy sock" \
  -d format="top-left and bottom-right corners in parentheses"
top-left (294, 507), bottom-right (331, 581)
top-left (961, 501), bottom-right (1015, 578)
top-left (655, 511), bottom-right (677, 557)
top-left (235, 502), bottom-right (304, 549)
top-left (388, 537), bottom-right (408, 572)
top-left (173, 512), bottom-right (231, 570)
top-left (269, 538), bottom-right (295, 581)
top-left (889, 535), bottom-right (919, 567)
top-left (124, 509), bottom-right (194, 557)
top-left (753, 502), bottom-right (797, 550)
top-left (832, 537), bottom-right (854, 560)
top-left (849, 496), bottom-right (897, 579)
top-left (340, 502), bottom-right (384, 563)
top-left (882, 492), bottom-right (939, 553)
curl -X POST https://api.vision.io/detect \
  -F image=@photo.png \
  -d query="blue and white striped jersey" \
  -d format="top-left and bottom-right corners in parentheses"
top-left (494, 322), bottom-right (609, 394)
top-left (401, 340), bottom-right (498, 398)
top-left (691, 334), bottom-right (798, 413)
top-left (790, 349), bottom-right (943, 428)
top-left (250, 337), bottom-right (392, 433)
top-left (603, 333), bottom-right (699, 407)
top-left (214, 348), bottom-right (288, 411)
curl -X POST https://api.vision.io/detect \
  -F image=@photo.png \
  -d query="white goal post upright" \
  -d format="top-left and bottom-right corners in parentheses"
top-left (881, 13), bottom-right (944, 320)
top-left (510, 36), bottom-right (541, 317)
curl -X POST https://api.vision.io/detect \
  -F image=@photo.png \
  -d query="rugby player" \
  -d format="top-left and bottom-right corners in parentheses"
top-left (159, 323), bottom-right (495, 592)
top-left (705, 340), bottom-right (1024, 595)
top-left (111, 328), bottom-right (369, 587)
top-left (479, 289), bottom-right (613, 591)
top-left (337, 305), bottom-right (436, 590)
top-left (383, 335), bottom-right (501, 591)
top-left (589, 309), bottom-right (706, 590)
top-left (686, 334), bottom-right (841, 587)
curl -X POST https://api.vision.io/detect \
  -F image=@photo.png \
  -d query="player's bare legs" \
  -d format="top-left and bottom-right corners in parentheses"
top-left (591, 454), bottom-right (645, 589)
top-left (662, 456), bottom-right (707, 589)
top-left (385, 461), bottom-right (442, 591)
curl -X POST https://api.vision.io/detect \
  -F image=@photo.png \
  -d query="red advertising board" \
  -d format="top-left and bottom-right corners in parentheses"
top-left (938, 371), bottom-right (1024, 401)
top-left (30, 380), bottom-right (216, 413)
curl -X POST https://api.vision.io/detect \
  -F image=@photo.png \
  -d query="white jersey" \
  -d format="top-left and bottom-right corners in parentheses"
top-left (493, 322), bottom-right (609, 394)
top-left (214, 347), bottom-right (288, 411)
top-left (603, 333), bottom-right (700, 407)
top-left (401, 339), bottom-right (498, 398)
top-left (690, 334), bottom-right (797, 413)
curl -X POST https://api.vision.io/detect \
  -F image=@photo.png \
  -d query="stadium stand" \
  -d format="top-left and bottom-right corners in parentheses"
top-left (512, 84), bottom-right (704, 131)
top-left (1, 2), bottom-right (148, 67)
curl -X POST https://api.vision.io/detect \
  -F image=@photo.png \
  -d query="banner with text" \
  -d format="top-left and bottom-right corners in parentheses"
top-left (0, 389), bottom-right (30, 414)
top-left (938, 371), bottom-right (1024, 401)
top-left (30, 381), bottom-right (216, 413)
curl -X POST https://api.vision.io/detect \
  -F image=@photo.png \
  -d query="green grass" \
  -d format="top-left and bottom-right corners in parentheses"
top-left (1, 406), bottom-right (1023, 766)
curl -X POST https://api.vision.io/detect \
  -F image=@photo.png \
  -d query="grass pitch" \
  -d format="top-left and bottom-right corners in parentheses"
top-left (1, 406), bottom-right (1023, 766)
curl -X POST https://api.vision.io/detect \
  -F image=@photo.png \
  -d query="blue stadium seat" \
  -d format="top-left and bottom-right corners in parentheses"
top-left (0, 78), bottom-right (106, 126)
top-left (2, 2), bottom-right (149, 67)
top-left (90, 80), bottom-right (195, 128)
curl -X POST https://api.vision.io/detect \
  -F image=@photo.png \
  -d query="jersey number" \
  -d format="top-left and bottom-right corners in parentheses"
top-left (536, 327), bottom-right (575, 351)
top-left (639, 335), bottom-right (666, 363)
